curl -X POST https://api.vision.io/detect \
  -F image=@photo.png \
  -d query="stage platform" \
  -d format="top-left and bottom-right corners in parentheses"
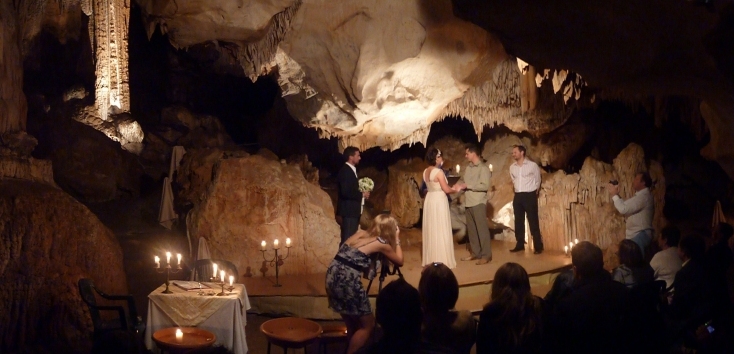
top-left (243, 239), bottom-right (571, 320)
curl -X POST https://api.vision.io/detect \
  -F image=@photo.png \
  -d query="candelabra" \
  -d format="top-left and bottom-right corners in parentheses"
top-left (260, 238), bottom-right (293, 287)
top-left (154, 252), bottom-right (182, 294)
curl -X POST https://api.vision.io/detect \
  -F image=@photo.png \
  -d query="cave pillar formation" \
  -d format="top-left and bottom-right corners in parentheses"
top-left (84, 0), bottom-right (131, 121)
top-left (0, 0), bottom-right (53, 184)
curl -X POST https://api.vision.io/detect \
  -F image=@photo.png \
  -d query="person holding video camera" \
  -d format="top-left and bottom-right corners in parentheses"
top-left (325, 214), bottom-right (404, 354)
top-left (607, 172), bottom-right (654, 256)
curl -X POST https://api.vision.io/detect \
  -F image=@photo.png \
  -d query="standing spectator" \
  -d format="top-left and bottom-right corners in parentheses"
top-left (509, 145), bottom-right (544, 254)
top-left (477, 262), bottom-right (544, 354)
top-left (607, 172), bottom-right (654, 256)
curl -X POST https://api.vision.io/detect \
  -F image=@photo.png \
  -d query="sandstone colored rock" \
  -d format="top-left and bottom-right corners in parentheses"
top-left (0, 179), bottom-right (128, 353)
top-left (384, 159), bottom-right (425, 227)
top-left (186, 154), bottom-right (339, 275)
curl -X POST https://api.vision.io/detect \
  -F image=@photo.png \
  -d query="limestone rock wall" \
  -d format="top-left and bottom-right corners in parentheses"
top-left (185, 154), bottom-right (339, 276)
top-left (384, 159), bottom-right (425, 227)
top-left (0, 179), bottom-right (128, 353)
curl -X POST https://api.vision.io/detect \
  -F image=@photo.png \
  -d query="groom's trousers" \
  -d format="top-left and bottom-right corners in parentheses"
top-left (466, 203), bottom-right (492, 260)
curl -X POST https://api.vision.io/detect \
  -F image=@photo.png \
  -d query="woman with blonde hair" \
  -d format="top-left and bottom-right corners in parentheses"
top-left (325, 214), bottom-right (404, 354)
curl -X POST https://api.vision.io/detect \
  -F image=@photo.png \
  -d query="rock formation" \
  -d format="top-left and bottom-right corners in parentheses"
top-left (0, 179), bottom-right (128, 353)
top-left (182, 152), bottom-right (340, 276)
top-left (384, 159), bottom-right (425, 227)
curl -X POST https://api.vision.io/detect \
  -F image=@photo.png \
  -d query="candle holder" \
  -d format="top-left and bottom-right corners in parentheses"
top-left (261, 243), bottom-right (292, 287)
top-left (155, 262), bottom-right (182, 294)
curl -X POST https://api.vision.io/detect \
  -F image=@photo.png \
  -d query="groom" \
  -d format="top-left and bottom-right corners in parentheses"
top-left (337, 146), bottom-right (370, 244)
top-left (459, 144), bottom-right (492, 265)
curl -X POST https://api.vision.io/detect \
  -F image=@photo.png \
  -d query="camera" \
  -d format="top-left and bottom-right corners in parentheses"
top-left (609, 180), bottom-right (619, 185)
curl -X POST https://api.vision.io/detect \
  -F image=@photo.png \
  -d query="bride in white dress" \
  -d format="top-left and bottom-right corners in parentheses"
top-left (422, 148), bottom-right (463, 269)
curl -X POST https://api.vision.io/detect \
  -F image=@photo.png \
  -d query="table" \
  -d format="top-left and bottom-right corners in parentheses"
top-left (153, 327), bottom-right (216, 353)
top-left (145, 282), bottom-right (251, 354)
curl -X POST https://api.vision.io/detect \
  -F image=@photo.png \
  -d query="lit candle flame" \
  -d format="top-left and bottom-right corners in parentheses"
top-left (286, 238), bottom-right (291, 247)
top-left (175, 328), bottom-right (183, 341)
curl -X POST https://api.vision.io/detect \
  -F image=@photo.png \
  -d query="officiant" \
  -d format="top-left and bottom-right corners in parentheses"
top-left (337, 146), bottom-right (371, 244)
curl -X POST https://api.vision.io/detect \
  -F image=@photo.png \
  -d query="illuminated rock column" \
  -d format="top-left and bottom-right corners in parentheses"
top-left (90, 0), bottom-right (130, 120)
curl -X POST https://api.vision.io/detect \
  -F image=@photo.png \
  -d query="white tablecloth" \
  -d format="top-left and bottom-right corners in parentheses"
top-left (145, 283), bottom-right (251, 354)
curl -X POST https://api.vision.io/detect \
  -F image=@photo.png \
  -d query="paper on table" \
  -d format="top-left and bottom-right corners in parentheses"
top-left (173, 281), bottom-right (210, 291)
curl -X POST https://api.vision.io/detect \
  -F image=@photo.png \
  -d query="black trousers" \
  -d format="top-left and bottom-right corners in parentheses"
top-left (513, 191), bottom-right (543, 249)
top-left (340, 217), bottom-right (359, 244)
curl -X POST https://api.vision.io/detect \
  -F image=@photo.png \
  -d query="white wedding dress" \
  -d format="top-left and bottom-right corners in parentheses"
top-left (422, 168), bottom-right (457, 269)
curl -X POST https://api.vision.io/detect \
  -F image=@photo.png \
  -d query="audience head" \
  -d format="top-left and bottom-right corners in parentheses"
top-left (343, 146), bottom-right (361, 165)
top-left (715, 222), bottom-right (734, 244)
top-left (376, 278), bottom-right (422, 338)
top-left (678, 234), bottom-right (706, 261)
top-left (425, 148), bottom-right (443, 167)
top-left (617, 239), bottom-right (645, 268)
top-left (633, 172), bottom-right (652, 191)
top-left (572, 241), bottom-right (604, 278)
top-left (491, 262), bottom-right (531, 302)
top-left (660, 225), bottom-right (681, 248)
top-left (368, 214), bottom-right (399, 248)
top-left (419, 262), bottom-right (459, 313)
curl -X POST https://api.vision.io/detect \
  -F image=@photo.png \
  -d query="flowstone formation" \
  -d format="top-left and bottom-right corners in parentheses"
top-left (138, 0), bottom-right (583, 152)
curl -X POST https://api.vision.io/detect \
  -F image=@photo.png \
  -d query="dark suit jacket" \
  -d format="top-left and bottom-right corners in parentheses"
top-left (337, 164), bottom-right (362, 218)
top-left (551, 271), bottom-right (631, 354)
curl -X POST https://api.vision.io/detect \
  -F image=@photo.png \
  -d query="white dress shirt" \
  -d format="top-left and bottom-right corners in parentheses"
top-left (509, 159), bottom-right (541, 193)
top-left (612, 188), bottom-right (654, 239)
top-left (346, 162), bottom-right (357, 177)
top-left (649, 246), bottom-right (683, 289)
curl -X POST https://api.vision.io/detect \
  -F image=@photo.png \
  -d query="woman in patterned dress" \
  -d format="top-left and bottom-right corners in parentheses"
top-left (325, 214), bottom-right (404, 354)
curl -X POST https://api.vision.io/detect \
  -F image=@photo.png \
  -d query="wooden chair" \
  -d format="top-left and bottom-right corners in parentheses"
top-left (77, 278), bottom-right (145, 339)
top-left (260, 317), bottom-right (323, 354)
top-left (191, 259), bottom-right (239, 282)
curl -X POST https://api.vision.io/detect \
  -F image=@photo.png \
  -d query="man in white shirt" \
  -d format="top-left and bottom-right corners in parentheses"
top-left (607, 172), bottom-right (654, 256)
top-left (509, 145), bottom-right (544, 254)
top-left (650, 225), bottom-right (682, 290)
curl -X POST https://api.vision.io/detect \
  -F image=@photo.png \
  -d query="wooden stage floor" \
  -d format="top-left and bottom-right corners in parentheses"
top-left (243, 238), bottom-right (571, 319)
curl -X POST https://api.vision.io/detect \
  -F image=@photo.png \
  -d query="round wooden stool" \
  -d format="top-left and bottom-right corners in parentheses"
top-left (260, 317), bottom-right (323, 354)
top-left (318, 324), bottom-right (348, 354)
top-left (152, 327), bottom-right (216, 354)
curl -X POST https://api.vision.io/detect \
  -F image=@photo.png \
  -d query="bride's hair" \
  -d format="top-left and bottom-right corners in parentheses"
top-left (425, 148), bottom-right (442, 166)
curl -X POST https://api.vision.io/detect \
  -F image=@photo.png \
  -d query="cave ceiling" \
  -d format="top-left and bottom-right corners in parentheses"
top-left (9, 0), bottom-right (734, 175)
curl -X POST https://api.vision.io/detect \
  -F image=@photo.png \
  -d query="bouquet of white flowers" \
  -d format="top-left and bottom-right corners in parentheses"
top-left (358, 177), bottom-right (374, 192)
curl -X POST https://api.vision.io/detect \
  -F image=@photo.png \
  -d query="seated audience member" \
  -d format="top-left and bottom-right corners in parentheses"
top-left (358, 278), bottom-right (422, 354)
top-left (419, 262), bottom-right (476, 354)
top-left (550, 241), bottom-right (631, 354)
top-left (543, 268), bottom-right (574, 311)
top-left (650, 225), bottom-right (683, 290)
top-left (477, 262), bottom-right (544, 354)
top-left (670, 234), bottom-right (709, 323)
top-left (707, 223), bottom-right (734, 308)
top-left (612, 239), bottom-right (654, 289)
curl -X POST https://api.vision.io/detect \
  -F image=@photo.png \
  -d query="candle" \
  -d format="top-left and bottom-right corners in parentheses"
top-left (574, 238), bottom-right (579, 245)
top-left (261, 240), bottom-right (266, 250)
top-left (220, 270), bottom-right (225, 283)
top-left (456, 164), bottom-right (460, 173)
top-left (154, 256), bottom-right (160, 268)
top-left (175, 328), bottom-right (183, 341)
top-left (564, 245), bottom-right (568, 255)
top-left (569, 242), bottom-right (574, 251)
top-left (229, 275), bottom-right (234, 286)
top-left (489, 164), bottom-right (493, 172)
top-left (286, 238), bottom-right (291, 247)
top-left (166, 252), bottom-right (171, 264)
top-left (274, 239), bottom-right (279, 249)
top-left (177, 253), bottom-right (182, 265)
top-left (213, 263), bottom-right (218, 277)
